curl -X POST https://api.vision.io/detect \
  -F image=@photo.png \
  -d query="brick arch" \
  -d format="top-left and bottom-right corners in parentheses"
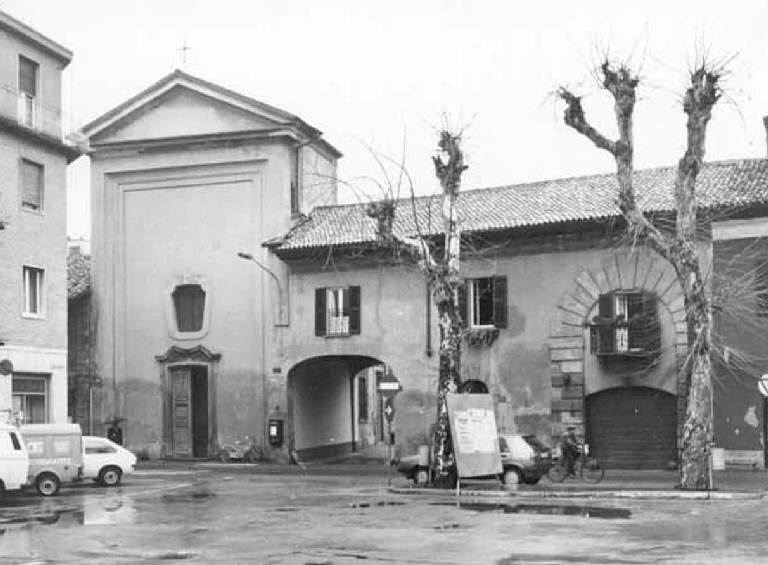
top-left (547, 250), bottom-right (690, 440)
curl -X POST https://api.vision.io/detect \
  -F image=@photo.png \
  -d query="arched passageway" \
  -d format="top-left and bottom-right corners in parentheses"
top-left (287, 355), bottom-right (393, 460)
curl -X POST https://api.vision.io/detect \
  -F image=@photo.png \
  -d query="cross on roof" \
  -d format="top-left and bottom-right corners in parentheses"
top-left (178, 41), bottom-right (191, 67)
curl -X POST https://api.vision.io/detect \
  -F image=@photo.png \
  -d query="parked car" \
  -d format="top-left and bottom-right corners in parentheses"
top-left (396, 434), bottom-right (552, 486)
top-left (82, 436), bottom-right (137, 486)
top-left (0, 423), bottom-right (29, 492)
top-left (498, 433), bottom-right (552, 485)
top-left (21, 423), bottom-right (83, 496)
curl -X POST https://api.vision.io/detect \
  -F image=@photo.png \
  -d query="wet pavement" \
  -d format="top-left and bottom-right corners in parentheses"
top-left (0, 463), bottom-right (767, 564)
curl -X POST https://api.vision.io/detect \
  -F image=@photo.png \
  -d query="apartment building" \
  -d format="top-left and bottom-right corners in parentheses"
top-left (0, 9), bottom-right (79, 425)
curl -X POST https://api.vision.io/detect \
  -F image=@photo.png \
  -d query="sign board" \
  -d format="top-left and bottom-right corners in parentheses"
top-left (377, 373), bottom-right (402, 399)
top-left (759, 374), bottom-right (768, 397)
top-left (446, 393), bottom-right (502, 479)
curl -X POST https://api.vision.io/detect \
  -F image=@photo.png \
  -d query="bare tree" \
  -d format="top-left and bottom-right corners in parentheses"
top-left (366, 129), bottom-right (467, 484)
top-left (558, 60), bottom-right (722, 489)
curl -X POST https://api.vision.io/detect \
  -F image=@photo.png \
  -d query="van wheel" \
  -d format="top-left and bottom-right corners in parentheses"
top-left (99, 466), bottom-right (123, 486)
top-left (502, 468), bottom-right (523, 486)
top-left (36, 473), bottom-right (60, 496)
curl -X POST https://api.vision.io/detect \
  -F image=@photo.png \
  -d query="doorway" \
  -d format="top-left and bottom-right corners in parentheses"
top-left (170, 365), bottom-right (209, 458)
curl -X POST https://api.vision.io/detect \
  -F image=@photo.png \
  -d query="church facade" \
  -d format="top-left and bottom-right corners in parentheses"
top-left (81, 70), bottom-right (340, 458)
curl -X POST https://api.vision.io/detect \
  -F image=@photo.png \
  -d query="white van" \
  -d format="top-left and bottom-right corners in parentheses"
top-left (20, 423), bottom-right (83, 496)
top-left (0, 423), bottom-right (29, 492)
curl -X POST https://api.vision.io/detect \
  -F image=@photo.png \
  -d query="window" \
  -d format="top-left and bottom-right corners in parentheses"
top-left (172, 284), bottom-right (206, 332)
top-left (21, 159), bottom-right (44, 211)
top-left (23, 266), bottom-right (44, 316)
top-left (18, 56), bottom-right (38, 128)
top-left (459, 276), bottom-right (508, 328)
top-left (358, 376), bottom-right (368, 423)
top-left (12, 374), bottom-right (49, 424)
top-left (315, 286), bottom-right (361, 336)
top-left (590, 290), bottom-right (660, 357)
top-left (85, 443), bottom-right (117, 454)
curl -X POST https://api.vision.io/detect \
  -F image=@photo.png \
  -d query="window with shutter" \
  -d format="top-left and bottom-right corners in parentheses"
top-left (21, 159), bottom-right (43, 211)
top-left (18, 56), bottom-right (38, 128)
top-left (466, 276), bottom-right (507, 328)
top-left (316, 286), bottom-right (361, 337)
top-left (591, 290), bottom-right (659, 358)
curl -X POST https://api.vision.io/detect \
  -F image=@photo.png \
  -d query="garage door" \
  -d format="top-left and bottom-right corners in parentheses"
top-left (585, 387), bottom-right (677, 470)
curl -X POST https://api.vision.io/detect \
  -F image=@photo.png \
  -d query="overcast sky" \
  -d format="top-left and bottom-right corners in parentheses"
top-left (3, 0), bottom-right (767, 238)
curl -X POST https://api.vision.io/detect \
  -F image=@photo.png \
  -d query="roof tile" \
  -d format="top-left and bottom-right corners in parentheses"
top-left (271, 159), bottom-right (768, 252)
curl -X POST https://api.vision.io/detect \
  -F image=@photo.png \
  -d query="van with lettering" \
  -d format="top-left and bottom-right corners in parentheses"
top-left (20, 423), bottom-right (83, 496)
top-left (0, 423), bottom-right (29, 492)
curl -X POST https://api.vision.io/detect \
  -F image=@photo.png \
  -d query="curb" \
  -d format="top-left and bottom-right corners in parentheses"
top-left (389, 486), bottom-right (765, 501)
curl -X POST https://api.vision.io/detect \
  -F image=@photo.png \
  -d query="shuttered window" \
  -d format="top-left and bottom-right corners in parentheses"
top-left (315, 286), bottom-right (361, 336)
top-left (19, 56), bottom-right (38, 96)
top-left (459, 276), bottom-right (508, 329)
top-left (590, 290), bottom-right (659, 356)
top-left (21, 159), bottom-right (43, 211)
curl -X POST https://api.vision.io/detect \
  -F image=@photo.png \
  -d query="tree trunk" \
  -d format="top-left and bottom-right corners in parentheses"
top-left (675, 247), bottom-right (714, 489)
top-left (429, 132), bottom-right (467, 484)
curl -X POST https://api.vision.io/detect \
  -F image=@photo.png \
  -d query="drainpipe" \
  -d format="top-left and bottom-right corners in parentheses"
top-left (425, 282), bottom-right (433, 357)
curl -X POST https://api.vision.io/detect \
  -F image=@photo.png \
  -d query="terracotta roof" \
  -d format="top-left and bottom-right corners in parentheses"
top-left (268, 159), bottom-right (768, 253)
top-left (67, 248), bottom-right (91, 300)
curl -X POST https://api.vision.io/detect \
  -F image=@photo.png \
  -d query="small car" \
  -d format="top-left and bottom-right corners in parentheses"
top-left (82, 436), bottom-right (137, 486)
top-left (396, 434), bottom-right (552, 486)
top-left (498, 433), bottom-right (552, 485)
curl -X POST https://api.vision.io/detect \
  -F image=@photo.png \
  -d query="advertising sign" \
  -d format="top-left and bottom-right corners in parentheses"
top-left (446, 393), bottom-right (502, 479)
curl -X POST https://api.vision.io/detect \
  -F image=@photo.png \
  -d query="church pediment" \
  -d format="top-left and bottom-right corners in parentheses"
top-left (90, 85), bottom-right (283, 144)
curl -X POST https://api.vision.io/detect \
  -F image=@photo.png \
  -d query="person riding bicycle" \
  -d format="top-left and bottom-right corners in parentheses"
top-left (560, 426), bottom-right (580, 477)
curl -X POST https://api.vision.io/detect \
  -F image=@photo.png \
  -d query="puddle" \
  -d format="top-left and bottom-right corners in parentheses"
top-left (350, 501), bottom-right (406, 509)
top-left (161, 490), bottom-right (216, 503)
top-left (433, 502), bottom-right (630, 519)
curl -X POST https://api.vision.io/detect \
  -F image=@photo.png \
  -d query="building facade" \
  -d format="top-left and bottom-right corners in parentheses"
top-left (267, 158), bottom-right (768, 469)
top-left (80, 70), bottom-right (340, 458)
top-left (0, 10), bottom-right (79, 425)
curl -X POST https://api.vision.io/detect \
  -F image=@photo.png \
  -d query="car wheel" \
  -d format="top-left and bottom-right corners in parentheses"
top-left (99, 466), bottom-right (123, 487)
top-left (414, 468), bottom-right (429, 486)
top-left (525, 476), bottom-right (541, 485)
top-left (36, 473), bottom-right (60, 497)
top-left (502, 468), bottom-right (523, 486)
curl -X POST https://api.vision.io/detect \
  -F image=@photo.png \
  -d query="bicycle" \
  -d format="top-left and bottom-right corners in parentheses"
top-left (547, 444), bottom-right (604, 483)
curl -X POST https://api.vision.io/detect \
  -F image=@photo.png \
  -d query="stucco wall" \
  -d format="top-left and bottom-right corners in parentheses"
top-left (711, 236), bottom-right (768, 456)
top-left (90, 140), bottom-right (300, 453)
top-left (277, 237), bottom-right (709, 454)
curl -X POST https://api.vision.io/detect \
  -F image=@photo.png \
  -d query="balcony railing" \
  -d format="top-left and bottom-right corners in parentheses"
top-left (0, 84), bottom-right (65, 142)
top-left (328, 315), bottom-right (350, 336)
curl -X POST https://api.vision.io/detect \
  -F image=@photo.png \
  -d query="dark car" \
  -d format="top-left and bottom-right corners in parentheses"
top-left (396, 434), bottom-right (552, 486)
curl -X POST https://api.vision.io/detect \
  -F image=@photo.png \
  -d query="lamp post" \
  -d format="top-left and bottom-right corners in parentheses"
top-left (237, 252), bottom-right (286, 325)
top-left (759, 374), bottom-right (768, 470)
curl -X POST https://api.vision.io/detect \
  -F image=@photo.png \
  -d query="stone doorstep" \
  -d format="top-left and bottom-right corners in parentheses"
top-left (388, 487), bottom-right (765, 501)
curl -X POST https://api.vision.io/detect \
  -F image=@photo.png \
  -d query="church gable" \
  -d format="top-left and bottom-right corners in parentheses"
top-left (91, 85), bottom-right (284, 144)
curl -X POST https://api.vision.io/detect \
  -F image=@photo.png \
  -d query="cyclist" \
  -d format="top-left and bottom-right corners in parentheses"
top-left (560, 426), bottom-right (579, 478)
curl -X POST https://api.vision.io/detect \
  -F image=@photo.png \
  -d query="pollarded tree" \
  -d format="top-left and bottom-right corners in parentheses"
top-left (558, 61), bottom-right (722, 489)
top-left (366, 130), bottom-right (467, 484)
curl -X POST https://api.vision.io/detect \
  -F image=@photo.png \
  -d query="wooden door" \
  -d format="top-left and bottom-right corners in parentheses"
top-left (171, 368), bottom-right (192, 458)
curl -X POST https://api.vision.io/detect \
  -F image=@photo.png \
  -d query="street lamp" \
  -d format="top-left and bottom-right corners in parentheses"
top-left (237, 252), bottom-right (287, 325)
top-left (759, 374), bottom-right (768, 470)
